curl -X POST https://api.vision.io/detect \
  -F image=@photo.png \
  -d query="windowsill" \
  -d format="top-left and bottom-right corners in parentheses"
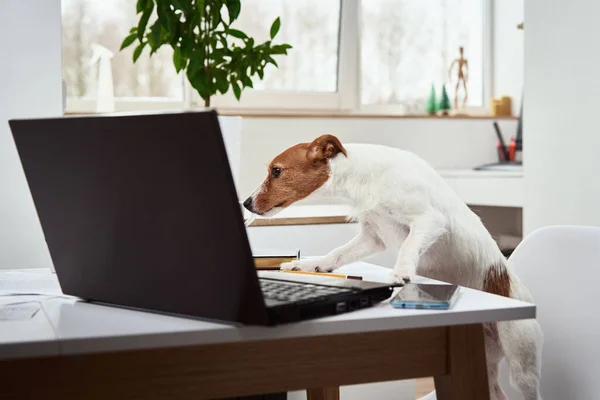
top-left (217, 110), bottom-right (517, 120)
top-left (64, 109), bottom-right (517, 120)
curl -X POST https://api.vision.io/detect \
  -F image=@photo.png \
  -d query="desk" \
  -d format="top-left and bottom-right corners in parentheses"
top-left (0, 263), bottom-right (535, 400)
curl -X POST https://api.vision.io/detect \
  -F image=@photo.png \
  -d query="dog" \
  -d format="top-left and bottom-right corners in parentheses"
top-left (243, 134), bottom-right (543, 400)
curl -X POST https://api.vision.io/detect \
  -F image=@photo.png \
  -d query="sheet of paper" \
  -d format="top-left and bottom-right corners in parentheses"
top-left (0, 303), bottom-right (41, 321)
top-left (0, 270), bottom-right (61, 296)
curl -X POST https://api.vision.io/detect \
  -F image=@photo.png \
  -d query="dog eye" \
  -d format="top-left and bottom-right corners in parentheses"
top-left (271, 167), bottom-right (281, 178)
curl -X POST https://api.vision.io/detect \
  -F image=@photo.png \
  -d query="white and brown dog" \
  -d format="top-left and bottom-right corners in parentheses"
top-left (243, 134), bottom-right (543, 400)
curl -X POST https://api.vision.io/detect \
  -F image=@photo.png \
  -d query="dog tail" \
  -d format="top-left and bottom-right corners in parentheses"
top-left (483, 259), bottom-right (533, 302)
top-left (485, 260), bottom-right (544, 400)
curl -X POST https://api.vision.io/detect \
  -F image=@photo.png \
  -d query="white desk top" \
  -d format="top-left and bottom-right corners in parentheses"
top-left (0, 263), bottom-right (535, 360)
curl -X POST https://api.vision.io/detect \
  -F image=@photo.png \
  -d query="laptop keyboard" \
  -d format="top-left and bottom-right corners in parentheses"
top-left (259, 279), bottom-right (353, 303)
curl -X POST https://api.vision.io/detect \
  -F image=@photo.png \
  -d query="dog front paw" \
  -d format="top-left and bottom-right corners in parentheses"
top-left (389, 270), bottom-right (412, 284)
top-left (280, 259), bottom-right (334, 273)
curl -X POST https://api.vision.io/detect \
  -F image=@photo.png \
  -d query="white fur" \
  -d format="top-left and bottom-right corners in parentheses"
top-left (279, 143), bottom-right (543, 400)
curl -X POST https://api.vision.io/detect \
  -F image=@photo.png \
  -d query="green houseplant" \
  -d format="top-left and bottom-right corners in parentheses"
top-left (121, 0), bottom-right (292, 107)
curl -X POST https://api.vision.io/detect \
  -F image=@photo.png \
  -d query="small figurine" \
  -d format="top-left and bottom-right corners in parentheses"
top-left (449, 46), bottom-right (469, 111)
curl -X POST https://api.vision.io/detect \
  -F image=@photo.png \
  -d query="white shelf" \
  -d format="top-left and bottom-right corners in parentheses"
top-left (438, 169), bottom-right (523, 208)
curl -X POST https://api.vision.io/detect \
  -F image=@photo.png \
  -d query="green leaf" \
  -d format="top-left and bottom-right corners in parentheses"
top-left (265, 55), bottom-right (277, 67)
top-left (214, 69), bottom-right (229, 94)
top-left (270, 43), bottom-right (292, 55)
top-left (210, 5), bottom-right (221, 29)
top-left (120, 33), bottom-right (137, 50)
top-left (227, 29), bottom-right (247, 39)
top-left (173, 46), bottom-right (183, 72)
top-left (149, 22), bottom-right (162, 52)
top-left (217, 34), bottom-right (229, 50)
top-left (208, 36), bottom-right (218, 50)
top-left (188, 45), bottom-right (207, 76)
top-left (136, 0), bottom-right (147, 13)
top-left (129, 27), bottom-right (138, 34)
top-left (232, 80), bottom-right (241, 100)
top-left (132, 42), bottom-right (147, 62)
top-left (269, 17), bottom-right (281, 39)
top-left (225, 0), bottom-right (241, 22)
top-left (241, 74), bottom-right (253, 88)
top-left (138, 1), bottom-right (155, 41)
top-left (211, 48), bottom-right (226, 64)
top-left (187, 68), bottom-right (210, 101)
top-left (257, 68), bottom-right (264, 80)
top-left (195, 0), bottom-right (205, 19)
top-left (181, 36), bottom-right (194, 57)
top-left (169, 21), bottom-right (181, 45)
top-left (156, 0), bottom-right (174, 32)
top-left (188, 55), bottom-right (203, 76)
top-left (170, 0), bottom-right (181, 9)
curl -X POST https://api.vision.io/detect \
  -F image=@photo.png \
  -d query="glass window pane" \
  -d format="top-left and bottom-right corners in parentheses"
top-left (233, 0), bottom-right (341, 93)
top-left (61, 0), bottom-right (183, 99)
top-left (360, 0), bottom-right (484, 111)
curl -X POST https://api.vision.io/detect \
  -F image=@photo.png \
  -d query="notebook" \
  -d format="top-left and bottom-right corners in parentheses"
top-left (253, 249), bottom-right (300, 270)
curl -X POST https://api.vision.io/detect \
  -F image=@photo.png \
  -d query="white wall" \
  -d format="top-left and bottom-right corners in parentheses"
top-left (523, 0), bottom-right (600, 234)
top-left (0, 0), bottom-right (63, 269)
top-left (492, 0), bottom-right (524, 115)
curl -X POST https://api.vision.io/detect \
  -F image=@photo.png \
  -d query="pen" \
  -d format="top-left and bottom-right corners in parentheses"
top-left (280, 270), bottom-right (363, 280)
top-left (509, 137), bottom-right (516, 161)
top-left (493, 121), bottom-right (510, 161)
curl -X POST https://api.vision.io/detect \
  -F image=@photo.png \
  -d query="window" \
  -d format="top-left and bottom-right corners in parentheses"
top-left (62, 0), bottom-right (185, 112)
top-left (61, 0), bottom-right (490, 115)
top-left (208, 0), bottom-right (343, 110)
top-left (360, 0), bottom-right (485, 113)
top-left (231, 0), bottom-right (341, 93)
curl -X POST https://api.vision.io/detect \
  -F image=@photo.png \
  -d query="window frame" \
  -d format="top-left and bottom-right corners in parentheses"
top-left (64, 0), bottom-right (493, 115)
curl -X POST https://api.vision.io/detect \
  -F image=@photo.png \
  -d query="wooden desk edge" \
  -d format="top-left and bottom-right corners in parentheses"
top-left (0, 324), bottom-right (491, 400)
top-left (248, 215), bottom-right (352, 227)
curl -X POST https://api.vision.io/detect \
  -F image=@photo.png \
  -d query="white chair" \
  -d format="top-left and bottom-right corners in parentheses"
top-left (499, 225), bottom-right (600, 399)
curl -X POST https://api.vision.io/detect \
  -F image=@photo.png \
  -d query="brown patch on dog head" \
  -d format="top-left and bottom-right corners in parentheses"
top-left (483, 262), bottom-right (511, 298)
top-left (306, 134), bottom-right (347, 163)
top-left (249, 134), bottom-right (346, 215)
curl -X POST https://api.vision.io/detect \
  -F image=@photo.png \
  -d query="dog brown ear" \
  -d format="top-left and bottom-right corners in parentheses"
top-left (306, 134), bottom-right (347, 163)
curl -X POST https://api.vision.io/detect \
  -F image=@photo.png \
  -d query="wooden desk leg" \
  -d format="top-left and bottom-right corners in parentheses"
top-left (434, 324), bottom-right (490, 400)
top-left (306, 387), bottom-right (340, 400)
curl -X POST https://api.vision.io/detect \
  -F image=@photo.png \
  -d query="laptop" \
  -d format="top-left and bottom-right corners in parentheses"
top-left (9, 110), bottom-right (397, 326)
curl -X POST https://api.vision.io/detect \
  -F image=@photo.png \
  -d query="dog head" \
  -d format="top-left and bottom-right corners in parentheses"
top-left (243, 134), bottom-right (346, 216)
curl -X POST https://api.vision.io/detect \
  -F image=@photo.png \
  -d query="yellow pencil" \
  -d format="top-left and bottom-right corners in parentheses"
top-left (280, 269), bottom-right (363, 280)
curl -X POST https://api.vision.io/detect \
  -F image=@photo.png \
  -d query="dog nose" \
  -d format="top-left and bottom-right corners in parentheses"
top-left (243, 197), bottom-right (253, 211)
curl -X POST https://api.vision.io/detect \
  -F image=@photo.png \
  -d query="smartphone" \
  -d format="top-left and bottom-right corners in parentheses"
top-left (390, 283), bottom-right (459, 310)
